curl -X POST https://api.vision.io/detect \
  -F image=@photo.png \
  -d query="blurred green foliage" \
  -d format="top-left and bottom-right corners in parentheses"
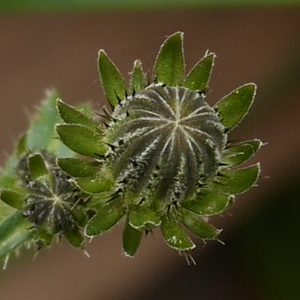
top-left (0, 0), bottom-right (300, 14)
top-left (231, 175), bottom-right (300, 300)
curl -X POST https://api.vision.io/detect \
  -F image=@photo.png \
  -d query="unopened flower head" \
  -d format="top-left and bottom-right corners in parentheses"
top-left (57, 32), bottom-right (262, 256)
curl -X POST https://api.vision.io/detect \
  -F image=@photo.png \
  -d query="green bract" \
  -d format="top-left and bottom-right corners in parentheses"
top-left (1, 151), bottom-right (89, 249)
top-left (0, 93), bottom-right (92, 264)
top-left (57, 32), bottom-right (262, 257)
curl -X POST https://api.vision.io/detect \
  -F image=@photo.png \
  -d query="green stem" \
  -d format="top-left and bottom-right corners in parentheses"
top-left (0, 211), bottom-right (34, 261)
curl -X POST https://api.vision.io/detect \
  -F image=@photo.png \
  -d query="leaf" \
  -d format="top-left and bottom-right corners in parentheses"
top-left (179, 207), bottom-right (221, 240)
top-left (87, 191), bottom-right (114, 210)
top-left (215, 83), bottom-right (257, 131)
top-left (56, 124), bottom-right (107, 158)
top-left (153, 32), bottom-right (185, 86)
top-left (129, 60), bottom-right (147, 93)
top-left (27, 91), bottom-right (60, 151)
top-left (57, 99), bottom-right (96, 128)
top-left (182, 191), bottom-right (233, 216)
top-left (85, 199), bottom-right (125, 236)
top-left (36, 229), bottom-right (53, 246)
top-left (123, 217), bottom-right (142, 257)
top-left (28, 153), bottom-right (49, 180)
top-left (0, 156), bottom-right (20, 190)
top-left (26, 92), bottom-right (59, 151)
top-left (75, 176), bottom-right (113, 193)
top-left (0, 190), bottom-right (24, 210)
top-left (16, 134), bottom-right (28, 157)
top-left (222, 139), bottom-right (263, 167)
top-left (98, 50), bottom-right (127, 108)
top-left (64, 229), bottom-right (84, 248)
top-left (214, 163), bottom-right (260, 194)
top-left (0, 211), bottom-right (34, 261)
top-left (26, 91), bottom-right (74, 157)
top-left (161, 213), bottom-right (195, 251)
top-left (184, 52), bottom-right (215, 92)
top-left (71, 163), bottom-right (113, 193)
top-left (129, 204), bottom-right (161, 230)
top-left (57, 158), bottom-right (99, 178)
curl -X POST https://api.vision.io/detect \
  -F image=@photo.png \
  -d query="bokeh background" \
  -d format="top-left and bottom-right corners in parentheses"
top-left (0, 1), bottom-right (300, 299)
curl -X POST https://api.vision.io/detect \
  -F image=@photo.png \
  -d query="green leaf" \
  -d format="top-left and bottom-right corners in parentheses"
top-left (161, 213), bottom-right (195, 251)
top-left (85, 199), bottom-right (125, 236)
top-left (56, 124), bottom-right (107, 158)
top-left (57, 158), bottom-right (99, 178)
top-left (129, 60), bottom-right (147, 93)
top-left (36, 230), bottom-right (53, 246)
top-left (25, 91), bottom-right (74, 158)
top-left (184, 52), bottom-right (215, 92)
top-left (98, 50), bottom-right (127, 108)
top-left (64, 229), bottom-right (84, 248)
top-left (214, 163), bottom-right (260, 194)
top-left (129, 204), bottom-right (161, 230)
top-left (0, 190), bottom-right (24, 210)
top-left (0, 156), bottom-right (20, 190)
top-left (57, 99), bottom-right (97, 128)
top-left (0, 211), bottom-right (34, 261)
top-left (182, 191), bottom-right (233, 216)
top-left (71, 164), bottom-right (113, 193)
top-left (16, 134), bottom-right (28, 157)
top-left (153, 32), bottom-right (185, 86)
top-left (123, 217), bottom-right (142, 257)
top-left (222, 139), bottom-right (263, 167)
top-left (215, 83), bottom-right (257, 131)
top-left (75, 176), bottom-right (113, 193)
top-left (27, 91), bottom-right (60, 151)
top-left (28, 153), bottom-right (49, 180)
top-left (0, 136), bottom-right (29, 224)
top-left (179, 207), bottom-right (221, 240)
top-left (87, 192), bottom-right (113, 210)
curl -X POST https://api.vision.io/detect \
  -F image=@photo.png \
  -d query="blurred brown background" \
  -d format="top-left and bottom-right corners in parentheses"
top-left (0, 8), bottom-right (300, 300)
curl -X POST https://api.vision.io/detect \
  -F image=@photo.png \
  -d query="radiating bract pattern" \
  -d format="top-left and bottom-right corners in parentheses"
top-left (57, 32), bottom-right (262, 257)
top-left (106, 84), bottom-right (226, 208)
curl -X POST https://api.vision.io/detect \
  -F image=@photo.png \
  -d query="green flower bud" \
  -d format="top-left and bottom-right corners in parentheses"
top-left (57, 32), bottom-right (262, 257)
